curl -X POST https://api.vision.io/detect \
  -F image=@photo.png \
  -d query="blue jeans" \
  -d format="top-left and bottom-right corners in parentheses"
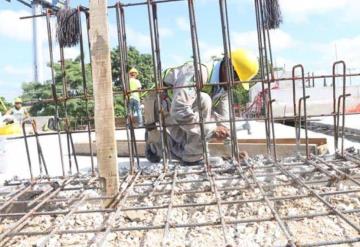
top-left (129, 98), bottom-right (143, 125)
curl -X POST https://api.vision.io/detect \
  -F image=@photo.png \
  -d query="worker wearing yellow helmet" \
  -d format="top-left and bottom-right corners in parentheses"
top-left (206, 48), bottom-right (259, 127)
top-left (5, 97), bottom-right (29, 124)
top-left (128, 67), bottom-right (143, 126)
top-left (143, 48), bottom-right (258, 165)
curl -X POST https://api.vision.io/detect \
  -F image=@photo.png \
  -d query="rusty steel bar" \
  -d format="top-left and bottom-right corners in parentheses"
top-left (60, 46), bottom-right (74, 175)
top-left (0, 162), bottom-right (359, 246)
top-left (77, 8), bottom-right (95, 176)
top-left (146, 0), bottom-right (169, 171)
top-left (36, 176), bottom-right (98, 246)
top-left (258, 0), bottom-right (277, 161)
top-left (5, 209), bottom-right (360, 238)
top-left (162, 168), bottom-right (178, 245)
top-left (22, 121), bottom-right (34, 180)
top-left (292, 64), bottom-right (310, 158)
top-left (0, 178), bottom-right (75, 244)
top-left (45, 11), bottom-right (65, 177)
top-left (94, 171), bottom-right (142, 246)
top-left (310, 155), bottom-right (360, 186)
top-left (219, 0), bottom-right (239, 161)
top-left (270, 159), bottom-right (360, 233)
top-left (2, 171), bottom-right (358, 211)
top-left (1, 187), bottom-right (360, 219)
top-left (8, 110), bottom-right (360, 143)
top-left (187, 0), bottom-right (210, 167)
top-left (247, 167), bottom-right (296, 246)
top-left (205, 165), bottom-right (229, 244)
top-left (254, 0), bottom-right (270, 155)
top-left (115, 3), bottom-right (138, 174)
top-left (0, 182), bottom-right (35, 212)
top-left (298, 95), bottom-right (310, 158)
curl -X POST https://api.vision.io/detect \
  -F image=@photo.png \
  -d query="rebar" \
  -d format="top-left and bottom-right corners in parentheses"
top-left (5, 0), bottom-right (360, 246)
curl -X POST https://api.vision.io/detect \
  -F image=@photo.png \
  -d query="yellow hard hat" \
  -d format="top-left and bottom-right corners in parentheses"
top-left (231, 49), bottom-right (259, 90)
top-left (129, 68), bottom-right (139, 75)
top-left (14, 97), bottom-right (22, 103)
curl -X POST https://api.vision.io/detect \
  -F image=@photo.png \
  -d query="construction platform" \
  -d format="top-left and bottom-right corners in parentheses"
top-left (0, 153), bottom-right (359, 246)
top-left (73, 122), bottom-right (328, 158)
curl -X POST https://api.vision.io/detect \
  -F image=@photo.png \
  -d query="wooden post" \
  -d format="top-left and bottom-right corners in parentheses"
top-left (89, 0), bottom-right (119, 199)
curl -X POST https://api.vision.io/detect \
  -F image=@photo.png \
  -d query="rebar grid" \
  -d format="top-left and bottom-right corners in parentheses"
top-left (5, 0), bottom-right (360, 246)
top-left (0, 155), bottom-right (359, 246)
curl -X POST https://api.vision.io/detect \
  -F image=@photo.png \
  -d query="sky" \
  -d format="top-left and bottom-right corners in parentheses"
top-left (1, 0), bottom-right (360, 101)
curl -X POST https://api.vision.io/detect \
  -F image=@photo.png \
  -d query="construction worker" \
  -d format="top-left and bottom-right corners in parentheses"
top-left (5, 98), bottom-right (29, 124)
top-left (144, 49), bottom-right (258, 165)
top-left (128, 68), bottom-right (143, 126)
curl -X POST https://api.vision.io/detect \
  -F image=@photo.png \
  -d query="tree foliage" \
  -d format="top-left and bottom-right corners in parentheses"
top-left (0, 97), bottom-right (11, 115)
top-left (20, 46), bottom-right (273, 123)
top-left (21, 47), bottom-right (153, 123)
top-left (111, 46), bottom-right (154, 89)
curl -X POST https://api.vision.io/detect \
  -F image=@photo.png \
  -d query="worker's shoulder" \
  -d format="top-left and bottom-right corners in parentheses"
top-left (130, 78), bottom-right (140, 83)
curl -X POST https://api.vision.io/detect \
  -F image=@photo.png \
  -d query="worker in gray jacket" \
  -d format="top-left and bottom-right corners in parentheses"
top-left (144, 49), bottom-right (258, 165)
top-left (163, 62), bottom-right (230, 165)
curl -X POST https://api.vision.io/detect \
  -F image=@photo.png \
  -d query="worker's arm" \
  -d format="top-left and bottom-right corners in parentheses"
top-left (171, 88), bottom-right (216, 137)
top-left (23, 108), bottom-right (30, 119)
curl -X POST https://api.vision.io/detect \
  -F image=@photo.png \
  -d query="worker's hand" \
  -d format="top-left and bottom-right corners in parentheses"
top-left (239, 151), bottom-right (249, 160)
top-left (213, 126), bottom-right (230, 139)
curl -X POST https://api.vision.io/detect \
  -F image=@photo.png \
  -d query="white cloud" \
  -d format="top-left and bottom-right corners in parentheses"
top-left (261, 34), bottom-right (360, 73)
top-left (176, 17), bottom-right (189, 32)
top-left (126, 27), bottom-right (150, 50)
top-left (279, 0), bottom-right (360, 23)
top-left (109, 23), bottom-right (150, 51)
top-left (159, 27), bottom-right (174, 38)
top-left (231, 29), bottom-right (295, 54)
top-left (3, 65), bottom-right (32, 78)
top-left (341, 1), bottom-right (360, 22)
top-left (199, 41), bottom-right (223, 60)
top-left (0, 10), bottom-right (33, 42)
top-left (312, 35), bottom-right (360, 69)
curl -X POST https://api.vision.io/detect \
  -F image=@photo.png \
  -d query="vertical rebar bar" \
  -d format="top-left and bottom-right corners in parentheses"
top-left (187, 0), bottom-right (209, 166)
top-left (59, 46), bottom-right (73, 175)
top-left (32, 120), bottom-right (49, 176)
top-left (46, 11), bottom-right (65, 177)
top-left (162, 168), bottom-right (177, 245)
top-left (146, 0), bottom-right (169, 171)
top-left (115, 3), bottom-right (138, 174)
top-left (78, 9), bottom-right (95, 176)
top-left (292, 64), bottom-right (309, 158)
top-left (22, 122), bottom-right (34, 180)
top-left (258, 0), bottom-right (277, 161)
top-left (291, 66), bottom-right (299, 156)
top-left (254, 0), bottom-right (271, 157)
top-left (219, 0), bottom-right (239, 162)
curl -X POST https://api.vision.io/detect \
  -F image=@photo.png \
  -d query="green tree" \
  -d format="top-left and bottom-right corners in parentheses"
top-left (53, 57), bottom-right (93, 91)
top-left (0, 97), bottom-right (11, 115)
top-left (21, 57), bottom-right (94, 121)
top-left (111, 46), bottom-right (154, 89)
top-left (20, 47), bottom-right (154, 123)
